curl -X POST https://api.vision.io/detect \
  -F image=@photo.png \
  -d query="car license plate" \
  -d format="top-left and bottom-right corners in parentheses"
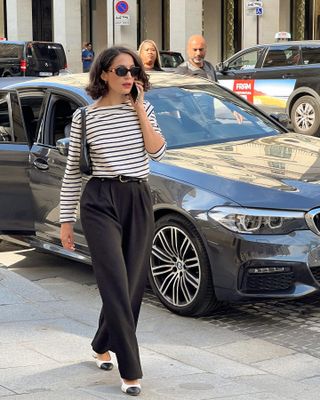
top-left (39, 72), bottom-right (53, 76)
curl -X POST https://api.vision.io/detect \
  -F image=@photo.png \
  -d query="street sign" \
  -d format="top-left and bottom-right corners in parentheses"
top-left (247, 1), bottom-right (263, 8)
top-left (256, 7), bottom-right (263, 15)
top-left (115, 14), bottom-right (130, 25)
top-left (115, 1), bottom-right (129, 14)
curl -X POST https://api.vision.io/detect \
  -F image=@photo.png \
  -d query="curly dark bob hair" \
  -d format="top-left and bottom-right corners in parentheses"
top-left (86, 46), bottom-right (150, 100)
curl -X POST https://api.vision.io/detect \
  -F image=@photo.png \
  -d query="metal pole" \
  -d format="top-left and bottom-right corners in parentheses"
top-left (256, 15), bottom-right (259, 44)
top-left (113, 0), bottom-right (115, 45)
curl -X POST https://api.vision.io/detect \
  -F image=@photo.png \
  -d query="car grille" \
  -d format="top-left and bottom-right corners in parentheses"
top-left (310, 266), bottom-right (320, 284)
top-left (242, 271), bottom-right (295, 293)
top-left (306, 208), bottom-right (320, 235)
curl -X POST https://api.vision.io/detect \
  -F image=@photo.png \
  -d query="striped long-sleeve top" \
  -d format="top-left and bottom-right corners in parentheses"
top-left (59, 100), bottom-right (166, 223)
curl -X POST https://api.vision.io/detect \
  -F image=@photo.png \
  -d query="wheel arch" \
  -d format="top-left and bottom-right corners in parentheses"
top-left (286, 87), bottom-right (320, 116)
top-left (153, 206), bottom-right (216, 284)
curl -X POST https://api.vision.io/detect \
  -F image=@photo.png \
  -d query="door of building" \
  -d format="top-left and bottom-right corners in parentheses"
top-left (32, 0), bottom-right (52, 41)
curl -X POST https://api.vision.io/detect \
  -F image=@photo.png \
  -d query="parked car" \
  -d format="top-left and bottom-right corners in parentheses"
top-left (1, 72), bottom-right (320, 317)
top-left (160, 50), bottom-right (184, 70)
top-left (216, 41), bottom-right (320, 136)
top-left (0, 40), bottom-right (68, 77)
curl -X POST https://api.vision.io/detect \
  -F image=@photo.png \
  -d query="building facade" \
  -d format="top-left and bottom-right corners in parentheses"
top-left (0, 0), bottom-right (319, 73)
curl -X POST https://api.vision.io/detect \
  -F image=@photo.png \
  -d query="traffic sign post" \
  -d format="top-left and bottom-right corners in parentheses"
top-left (115, 1), bottom-right (129, 14)
top-left (114, 1), bottom-right (130, 26)
top-left (246, 1), bottom-right (264, 44)
top-left (246, 1), bottom-right (263, 16)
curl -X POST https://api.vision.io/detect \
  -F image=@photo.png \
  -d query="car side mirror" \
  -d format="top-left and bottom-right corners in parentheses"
top-left (216, 61), bottom-right (228, 73)
top-left (56, 137), bottom-right (69, 156)
top-left (270, 113), bottom-right (289, 128)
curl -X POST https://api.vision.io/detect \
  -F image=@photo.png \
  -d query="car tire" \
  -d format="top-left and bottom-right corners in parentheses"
top-left (149, 213), bottom-right (220, 317)
top-left (291, 95), bottom-right (320, 136)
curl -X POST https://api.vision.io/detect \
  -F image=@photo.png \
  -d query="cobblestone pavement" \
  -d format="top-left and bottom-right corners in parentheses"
top-left (143, 289), bottom-right (320, 359)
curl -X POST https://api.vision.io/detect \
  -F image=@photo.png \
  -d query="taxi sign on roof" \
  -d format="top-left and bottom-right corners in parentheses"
top-left (275, 32), bottom-right (291, 40)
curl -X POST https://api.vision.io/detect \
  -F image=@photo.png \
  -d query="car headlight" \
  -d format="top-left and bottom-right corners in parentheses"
top-left (208, 206), bottom-right (307, 234)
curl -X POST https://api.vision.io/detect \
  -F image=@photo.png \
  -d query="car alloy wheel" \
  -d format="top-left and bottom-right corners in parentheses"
top-left (291, 95), bottom-right (320, 136)
top-left (149, 213), bottom-right (219, 316)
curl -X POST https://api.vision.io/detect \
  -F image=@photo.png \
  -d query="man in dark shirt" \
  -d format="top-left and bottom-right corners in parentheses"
top-left (176, 35), bottom-right (217, 82)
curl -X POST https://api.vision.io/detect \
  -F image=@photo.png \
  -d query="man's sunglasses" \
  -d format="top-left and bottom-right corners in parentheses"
top-left (108, 66), bottom-right (141, 77)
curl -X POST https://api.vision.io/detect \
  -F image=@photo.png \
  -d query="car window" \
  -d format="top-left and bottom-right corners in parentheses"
top-left (20, 94), bottom-right (45, 143)
top-left (227, 48), bottom-right (262, 70)
top-left (31, 43), bottom-right (66, 69)
top-left (46, 97), bottom-right (79, 146)
top-left (0, 92), bottom-right (30, 143)
top-left (0, 97), bottom-right (13, 141)
top-left (146, 86), bottom-right (282, 148)
top-left (160, 53), bottom-right (184, 68)
top-left (301, 45), bottom-right (320, 65)
top-left (263, 46), bottom-right (300, 68)
top-left (0, 43), bottom-right (23, 58)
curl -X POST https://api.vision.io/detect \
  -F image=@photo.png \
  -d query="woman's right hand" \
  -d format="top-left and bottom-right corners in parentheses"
top-left (60, 222), bottom-right (75, 251)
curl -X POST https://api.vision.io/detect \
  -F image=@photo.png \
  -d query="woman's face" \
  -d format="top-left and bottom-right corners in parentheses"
top-left (101, 53), bottom-right (138, 97)
top-left (140, 42), bottom-right (157, 67)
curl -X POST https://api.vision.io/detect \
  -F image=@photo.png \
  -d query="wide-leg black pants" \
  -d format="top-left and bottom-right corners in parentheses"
top-left (80, 177), bottom-right (154, 380)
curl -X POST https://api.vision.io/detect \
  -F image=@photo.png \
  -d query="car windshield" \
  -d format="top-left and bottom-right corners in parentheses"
top-left (146, 84), bottom-right (282, 148)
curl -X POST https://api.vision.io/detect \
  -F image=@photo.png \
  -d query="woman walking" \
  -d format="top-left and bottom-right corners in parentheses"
top-left (60, 46), bottom-right (166, 396)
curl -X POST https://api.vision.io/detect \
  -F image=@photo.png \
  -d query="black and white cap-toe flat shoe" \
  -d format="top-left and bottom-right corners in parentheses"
top-left (92, 353), bottom-right (113, 371)
top-left (121, 380), bottom-right (141, 396)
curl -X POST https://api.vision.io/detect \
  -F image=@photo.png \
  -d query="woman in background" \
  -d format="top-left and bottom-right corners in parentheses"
top-left (137, 39), bottom-right (163, 71)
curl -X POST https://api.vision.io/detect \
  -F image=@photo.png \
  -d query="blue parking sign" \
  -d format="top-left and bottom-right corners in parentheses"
top-left (256, 7), bottom-right (263, 15)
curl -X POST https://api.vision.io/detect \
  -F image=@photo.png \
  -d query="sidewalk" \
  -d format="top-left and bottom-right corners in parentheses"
top-left (1, 263), bottom-right (320, 400)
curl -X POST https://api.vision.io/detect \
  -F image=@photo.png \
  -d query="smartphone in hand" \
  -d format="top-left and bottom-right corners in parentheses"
top-left (130, 83), bottom-right (139, 102)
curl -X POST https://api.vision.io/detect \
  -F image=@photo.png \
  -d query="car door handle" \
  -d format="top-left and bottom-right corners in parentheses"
top-left (33, 158), bottom-right (49, 170)
top-left (282, 73), bottom-right (294, 78)
top-left (242, 74), bottom-right (252, 79)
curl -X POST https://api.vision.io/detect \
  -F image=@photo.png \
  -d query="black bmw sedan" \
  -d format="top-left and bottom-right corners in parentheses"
top-left (1, 72), bottom-right (320, 317)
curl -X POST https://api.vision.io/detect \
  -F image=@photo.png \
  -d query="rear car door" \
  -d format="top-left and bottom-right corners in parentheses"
top-left (28, 90), bottom-right (88, 251)
top-left (218, 45), bottom-right (301, 115)
top-left (252, 44), bottom-right (301, 114)
top-left (0, 90), bottom-right (34, 233)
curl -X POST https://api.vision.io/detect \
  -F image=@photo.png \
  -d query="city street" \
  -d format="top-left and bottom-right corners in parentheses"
top-left (1, 241), bottom-right (320, 399)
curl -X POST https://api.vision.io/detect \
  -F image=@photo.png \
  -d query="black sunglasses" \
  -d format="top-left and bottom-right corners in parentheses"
top-left (108, 65), bottom-right (141, 77)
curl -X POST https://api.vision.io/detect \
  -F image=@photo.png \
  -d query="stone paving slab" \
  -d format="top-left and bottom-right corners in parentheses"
top-left (142, 343), bottom-right (266, 378)
top-left (232, 374), bottom-right (320, 400)
top-left (0, 389), bottom-right (105, 400)
top-left (253, 353), bottom-right (320, 380)
top-left (142, 372), bottom-right (260, 400)
top-left (0, 302), bottom-right (63, 323)
top-left (0, 268), bottom-right (55, 303)
top-left (0, 318), bottom-right (94, 345)
top-left (208, 338), bottom-right (295, 363)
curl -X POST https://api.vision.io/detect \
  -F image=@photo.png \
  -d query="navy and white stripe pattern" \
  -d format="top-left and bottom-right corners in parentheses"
top-left (60, 100), bottom-right (166, 223)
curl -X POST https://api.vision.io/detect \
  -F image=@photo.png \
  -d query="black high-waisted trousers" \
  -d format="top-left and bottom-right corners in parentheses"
top-left (80, 177), bottom-right (154, 380)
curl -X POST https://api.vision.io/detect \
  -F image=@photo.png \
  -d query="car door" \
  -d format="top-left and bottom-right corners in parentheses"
top-left (217, 46), bottom-right (266, 103)
top-left (251, 44), bottom-right (301, 114)
top-left (0, 89), bottom-right (34, 233)
top-left (28, 90), bottom-right (89, 252)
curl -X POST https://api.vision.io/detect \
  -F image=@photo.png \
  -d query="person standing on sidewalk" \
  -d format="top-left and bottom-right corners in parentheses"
top-left (137, 39), bottom-right (163, 71)
top-left (82, 42), bottom-right (95, 72)
top-left (60, 46), bottom-right (166, 396)
top-left (176, 34), bottom-right (217, 81)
